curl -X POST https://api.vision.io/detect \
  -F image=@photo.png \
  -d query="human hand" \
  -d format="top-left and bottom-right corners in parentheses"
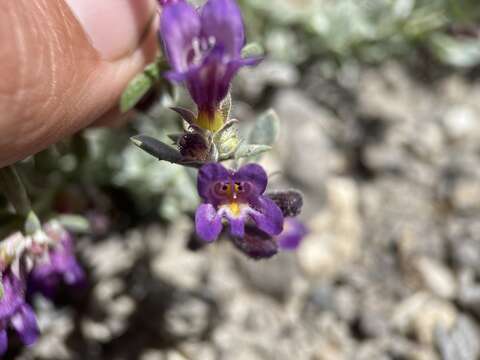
top-left (0, 0), bottom-right (158, 167)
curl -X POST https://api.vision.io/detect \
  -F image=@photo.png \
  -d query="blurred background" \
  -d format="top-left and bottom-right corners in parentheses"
top-left (4, 0), bottom-right (480, 358)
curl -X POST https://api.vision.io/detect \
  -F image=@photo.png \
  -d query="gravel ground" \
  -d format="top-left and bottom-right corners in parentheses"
top-left (14, 61), bottom-right (480, 360)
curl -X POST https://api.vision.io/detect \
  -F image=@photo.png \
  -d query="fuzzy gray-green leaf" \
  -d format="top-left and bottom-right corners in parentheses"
top-left (57, 214), bottom-right (91, 233)
top-left (220, 92), bottom-right (232, 121)
top-left (131, 135), bottom-right (182, 164)
top-left (242, 42), bottom-right (265, 58)
top-left (249, 109), bottom-right (280, 147)
top-left (235, 143), bottom-right (272, 159)
top-left (24, 211), bottom-right (42, 236)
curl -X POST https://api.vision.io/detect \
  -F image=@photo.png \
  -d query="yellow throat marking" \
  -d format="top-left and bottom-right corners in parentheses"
top-left (196, 110), bottom-right (224, 132)
top-left (229, 202), bottom-right (241, 216)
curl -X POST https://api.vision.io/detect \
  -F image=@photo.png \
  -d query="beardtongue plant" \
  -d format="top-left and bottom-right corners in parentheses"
top-left (125, 0), bottom-right (307, 259)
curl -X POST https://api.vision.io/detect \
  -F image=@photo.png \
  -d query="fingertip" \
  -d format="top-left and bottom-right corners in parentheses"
top-left (65, 0), bottom-right (157, 61)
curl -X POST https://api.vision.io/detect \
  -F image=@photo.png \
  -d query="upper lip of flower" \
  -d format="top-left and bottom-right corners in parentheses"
top-left (195, 162), bottom-right (283, 242)
top-left (160, 0), bottom-right (246, 74)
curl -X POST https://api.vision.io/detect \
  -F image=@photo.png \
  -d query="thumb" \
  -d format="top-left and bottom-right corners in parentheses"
top-left (0, 0), bottom-right (158, 167)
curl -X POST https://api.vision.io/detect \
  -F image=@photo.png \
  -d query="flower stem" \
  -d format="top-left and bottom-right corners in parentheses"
top-left (0, 165), bottom-right (31, 216)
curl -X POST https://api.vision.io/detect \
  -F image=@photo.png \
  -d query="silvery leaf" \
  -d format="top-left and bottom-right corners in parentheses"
top-left (235, 143), bottom-right (272, 159)
top-left (131, 135), bottom-right (182, 164)
top-left (220, 92), bottom-right (232, 121)
top-left (242, 42), bottom-right (265, 58)
top-left (57, 214), bottom-right (91, 233)
top-left (249, 109), bottom-right (280, 146)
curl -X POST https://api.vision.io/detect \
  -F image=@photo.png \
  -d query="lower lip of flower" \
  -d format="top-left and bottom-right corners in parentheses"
top-left (220, 202), bottom-right (246, 218)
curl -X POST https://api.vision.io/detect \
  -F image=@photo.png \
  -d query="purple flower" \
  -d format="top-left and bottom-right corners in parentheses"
top-left (195, 163), bottom-right (283, 242)
top-left (0, 271), bottom-right (39, 355)
top-left (276, 217), bottom-right (307, 251)
top-left (28, 224), bottom-right (85, 299)
top-left (159, 0), bottom-right (261, 130)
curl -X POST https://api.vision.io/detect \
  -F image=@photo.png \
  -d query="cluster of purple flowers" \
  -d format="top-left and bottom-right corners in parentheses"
top-left (0, 221), bottom-right (84, 355)
top-left (157, 0), bottom-right (307, 259)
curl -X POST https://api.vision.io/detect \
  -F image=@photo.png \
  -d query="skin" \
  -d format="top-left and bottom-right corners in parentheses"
top-left (0, 0), bottom-right (158, 167)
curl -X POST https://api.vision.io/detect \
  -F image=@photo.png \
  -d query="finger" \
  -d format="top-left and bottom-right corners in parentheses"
top-left (0, 0), bottom-right (158, 167)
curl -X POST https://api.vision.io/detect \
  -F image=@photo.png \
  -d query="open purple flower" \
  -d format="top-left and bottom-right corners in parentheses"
top-left (0, 271), bottom-right (39, 355)
top-left (159, 0), bottom-right (261, 131)
top-left (28, 223), bottom-right (85, 299)
top-left (195, 163), bottom-right (283, 242)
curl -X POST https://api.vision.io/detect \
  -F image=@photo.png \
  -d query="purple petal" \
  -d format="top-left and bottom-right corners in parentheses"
top-left (233, 163), bottom-right (268, 197)
top-left (11, 304), bottom-right (39, 346)
top-left (227, 215), bottom-right (245, 238)
top-left (28, 270), bottom-right (59, 299)
top-left (200, 0), bottom-right (245, 57)
top-left (164, 69), bottom-right (188, 83)
top-left (250, 196), bottom-right (284, 236)
top-left (160, 1), bottom-right (201, 73)
top-left (159, 0), bottom-right (184, 6)
top-left (231, 225), bottom-right (278, 259)
top-left (184, 50), bottom-right (259, 113)
top-left (28, 235), bottom-right (86, 298)
top-left (0, 272), bottom-right (25, 320)
top-left (197, 163), bottom-right (231, 204)
top-left (185, 48), bottom-right (226, 113)
top-left (277, 217), bottom-right (308, 251)
top-left (0, 330), bottom-right (7, 355)
top-left (50, 238), bottom-right (83, 281)
top-left (63, 262), bottom-right (85, 286)
top-left (195, 203), bottom-right (223, 242)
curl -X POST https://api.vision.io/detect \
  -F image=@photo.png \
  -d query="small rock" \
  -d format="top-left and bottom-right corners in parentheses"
top-left (310, 313), bottom-right (355, 359)
top-left (414, 257), bottom-right (457, 299)
top-left (355, 340), bottom-right (390, 360)
top-left (298, 177), bottom-right (362, 279)
top-left (140, 350), bottom-right (166, 360)
top-left (392, 292), bottom-right (457, 345)
top-left (82, 319), bottom-right (112, 342)
top-left (451, 178), bottom-right (480, 212)
top-left (274, 90), bottom-right (346, 191)
top-left (334, 286), bottom-right (359, 323)
top-left (458, 269), bottom-right (480, 318)
top-left (442, 105), bottom-right (478, 141)
top-left (83, 233), bottom-right (143, 278)
top-left (164, 294), bottom-right (212, 338)
top-left (234, 251), bottom-right (298, 302)
top-left (436, 315), bottom-right (480, 360)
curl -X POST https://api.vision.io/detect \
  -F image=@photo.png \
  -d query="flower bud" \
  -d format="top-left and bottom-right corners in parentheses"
top-left (178, 133), bottom-right (210, 161)
top-left (266, 190), bottom-right (304, 217)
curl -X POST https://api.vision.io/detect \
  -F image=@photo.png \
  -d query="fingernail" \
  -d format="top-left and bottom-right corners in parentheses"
top-left (65, 0), bottom-right (156, 60)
